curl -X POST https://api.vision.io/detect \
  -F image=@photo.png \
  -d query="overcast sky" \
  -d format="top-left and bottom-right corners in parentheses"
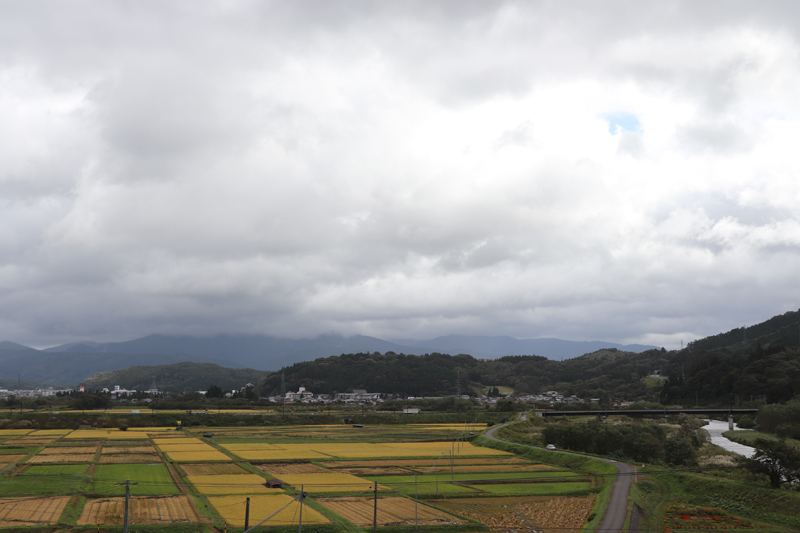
top-left (2, 1), bottom-right (800, 349)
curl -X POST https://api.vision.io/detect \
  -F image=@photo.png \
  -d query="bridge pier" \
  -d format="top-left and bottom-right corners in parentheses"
top-left (728, 414), bottom-right (734, 430)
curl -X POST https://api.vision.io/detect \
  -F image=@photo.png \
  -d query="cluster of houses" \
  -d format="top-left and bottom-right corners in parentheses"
top-left (0, 387), bottom-right (72, 400)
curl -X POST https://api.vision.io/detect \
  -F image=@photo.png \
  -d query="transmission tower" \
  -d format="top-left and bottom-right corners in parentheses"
top-left (742, 325), bottom-right (747, 347)
top-left (456, 370), bottom-right (461, 398)
top-left (280, 369), bottom-right (286, 398)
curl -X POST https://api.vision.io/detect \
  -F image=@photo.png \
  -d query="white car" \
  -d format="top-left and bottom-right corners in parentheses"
top-left (546, 444), bottom-right (556, 451)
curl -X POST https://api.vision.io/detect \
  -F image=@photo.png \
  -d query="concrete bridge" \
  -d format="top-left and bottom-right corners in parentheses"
top-left (537, 408), bottom-right (758, 429)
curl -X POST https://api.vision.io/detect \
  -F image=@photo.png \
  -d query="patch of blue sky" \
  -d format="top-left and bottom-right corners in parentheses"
top-left (605, 113), bottom-right (641, 134)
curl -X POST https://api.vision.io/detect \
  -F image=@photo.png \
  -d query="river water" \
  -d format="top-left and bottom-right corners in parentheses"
top-left (702, 419), bottom-right (756, 458)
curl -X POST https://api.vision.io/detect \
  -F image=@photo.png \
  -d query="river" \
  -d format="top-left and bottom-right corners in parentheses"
top-left (702, 419), bottom-right (756, 458)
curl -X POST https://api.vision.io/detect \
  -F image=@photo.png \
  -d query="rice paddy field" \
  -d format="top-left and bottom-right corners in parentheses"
top-left (0, 423), bottom-right (600, 531)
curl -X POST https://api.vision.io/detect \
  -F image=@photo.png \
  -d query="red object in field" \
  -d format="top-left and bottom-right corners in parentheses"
top-left (682, 515), bottom-right (689, 520)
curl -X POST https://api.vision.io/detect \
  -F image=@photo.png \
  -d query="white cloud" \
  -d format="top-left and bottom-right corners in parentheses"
top-left (1, 1), bottom-right (800, 349)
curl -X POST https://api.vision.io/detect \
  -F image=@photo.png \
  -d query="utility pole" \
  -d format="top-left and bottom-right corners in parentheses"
top-left (245, 497), bottom-right (250, 531)
top-left (298, 487), bottom-right (304, 533)
top-left (373, 482), bottom-right (378, 533)
top-left (117, 480), bottom-right (138, 533)
top-left (456, 370), bottom-right (461, 398)
top-left (281, 369), bottom-right (286, 414)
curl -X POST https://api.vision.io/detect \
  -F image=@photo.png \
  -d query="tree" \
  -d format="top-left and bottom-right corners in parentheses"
top-left (69, 394), bottom-right (109, 413)
top-left (206, 384), bottom-right (224, 399)
top-left (739, 438), bottom-right (800, 488)
top-left (664, 435), bottom-right (696, 466)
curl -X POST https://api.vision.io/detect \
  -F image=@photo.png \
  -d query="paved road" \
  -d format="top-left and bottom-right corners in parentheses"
top-left (485, 422), bottom-right (634, 533)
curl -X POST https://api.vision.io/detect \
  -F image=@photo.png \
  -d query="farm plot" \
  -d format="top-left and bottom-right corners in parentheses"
top-left (477, 482), bottom-right (592, 495)
top-left (5, 438), bottom-right (53, 446)
top-left (78, 496), bottom-right (200, 525)
top-left (433, 495), bottom-right (596, 533)
top-left (325, 458), bottom-right (528, 468)
top-left (29, 430), bottom-right (72, 436)
top-left (340, 468), bottom-right (415, 476)
top-left (0, 496), bottom-right (70, 527)
top-left (164, 450), bottom-right (231, 462)
top-left (93, 464), bottom-right (179, 496)
top-left (208, 495), bottom-right (329, 527)
top-left (0, 430), bottom-right (31, 436)
top-left (40, 446), bottom-right (97, 454)
top-left (99, 453), bottom-right (161, 463)
top-left (417, 464), bottom-right (562, 473)
top-left (101, 446), bottom-right (155, 454)
top-left (278, 473), bottom-right (389, 494)
top-left (179, 463), bottom-right (249, 476)
top-left (0, 455), bottom-right (27, 463)
top-left (27, 453), bottom-right (95, 464)
top-left (5, 465), bottom-right (90, 496)
top-left (227, 449), bottom-right (331, 461)
top-left (186, 474), bottom-right (282, 495)
top-left (157, 443), bottom-right (215, 452)
top-left (152, 437), bottom-right (202, 446)
top-left (318, 496), bottom-right (465, 526)
top-left (255, 463), bottom-right (330, 474)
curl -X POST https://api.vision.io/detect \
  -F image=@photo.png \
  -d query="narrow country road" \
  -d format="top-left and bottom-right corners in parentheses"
top-left (484, 421), bottom-right (634, 533)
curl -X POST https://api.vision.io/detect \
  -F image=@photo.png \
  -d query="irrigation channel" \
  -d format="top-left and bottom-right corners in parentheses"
top-left (484, 420), bottom-right (634, 533)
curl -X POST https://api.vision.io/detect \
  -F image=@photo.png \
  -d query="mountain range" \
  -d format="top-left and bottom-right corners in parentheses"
top-left (0, 333), bottom-right (656, 387)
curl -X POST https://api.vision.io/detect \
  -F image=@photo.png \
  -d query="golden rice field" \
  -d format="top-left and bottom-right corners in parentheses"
top-left (0, 496), bottom-right (70, 526)
top-left (220, 441), bottom-right (511, 461)
top-left (208, 495), bottom-right (330, 527)
top-left (318, 496), bottom-right (465, 526)
top-left (0, 430), bottom-right (32, 436)
top-left (152, 437), bottom-right (202, 445)
top-left (78, 496), bottom-right (199, 525)
top-left (4, 439), bottom-right (53, 446)
top-left (157, 443), bottom-right (217, 452)
top-left (28, 430), bottom-right (72, 436)
top-left (277, 473), bottom-right (388, 493)
top-left (186, 474), bottom-right (283, 495)
top-left (0, 455), bottom-right (27, 463)
top-left (63, 430), bottom-right (140, 440)
top-left (164, 450), bottom-right (231, 462)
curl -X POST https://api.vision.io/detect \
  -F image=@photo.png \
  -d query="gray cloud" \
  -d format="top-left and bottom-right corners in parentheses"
top-left (1, 1), bottom-right (800, 349)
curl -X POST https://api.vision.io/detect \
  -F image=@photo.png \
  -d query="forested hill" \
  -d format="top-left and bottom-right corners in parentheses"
top-left (260, 348), bottom-right (673, 401)
top-left (80, 362), bottom-right (271, 392)
top-left (661, 309), bottom-right (800, 405)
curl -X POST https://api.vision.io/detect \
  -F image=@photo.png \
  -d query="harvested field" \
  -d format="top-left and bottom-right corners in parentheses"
top-left (318, 496), bottom-right (465, 526)
top-left (40, 447), bottom-right (97, 455)
top-left (179, 463), bottom-right (249, 476)
top-left (49, 441), bottom-right (100, 447)
top-left (27, 453), bottom-right (95, 464)
top-left (278, 473), bottom-right (388, 493)
top-left (209, 495), bottom-right (329, 527)
top-left (228, 450), bottom-right (331, 461)
top-left (186, 474), bottom-right (281, 495)
top-left (164, 450), bottom-right (231, 462)
top-left (433, 495), bottom-right (596, 533)
top-left (0, 455), bottom-right (27, 463)
top-left (0, 496), bottom-right (70, 526)
top-left (413, 464), bottom-right (561, 474)
top-left (256, 463), bottom-right (330, 474)
top-left (78, 496), bottom-right (200, 525)
top-left (341, 467), bottom-right (414, 476)
top-left (99, 454), bottom-right (161, 464)
top-left (5, 439), bottom-right (52, 446)
top-left (325, 458), bottom-right (528, 468)
top-left (101, 446), bottom-right (155, 454)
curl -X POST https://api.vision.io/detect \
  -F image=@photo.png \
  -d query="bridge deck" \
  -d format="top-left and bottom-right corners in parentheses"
top-left (539, 408), bottom-right (758, 417)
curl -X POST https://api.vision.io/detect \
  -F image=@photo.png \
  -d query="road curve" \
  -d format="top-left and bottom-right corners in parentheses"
top-left (484, 422), bottom-right (634, 533)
